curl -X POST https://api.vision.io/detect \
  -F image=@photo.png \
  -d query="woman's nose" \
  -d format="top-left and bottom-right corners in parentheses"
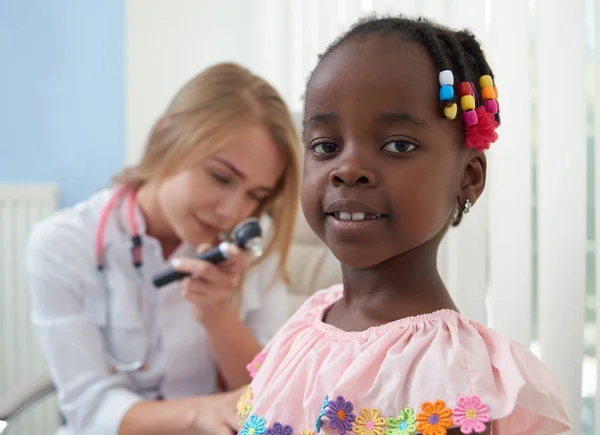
top-left (215, 191), bottom-right (246, 224)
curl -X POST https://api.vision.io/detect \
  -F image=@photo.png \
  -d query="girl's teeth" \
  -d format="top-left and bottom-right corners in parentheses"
top-left (334, 212), bottom-right (381, 221)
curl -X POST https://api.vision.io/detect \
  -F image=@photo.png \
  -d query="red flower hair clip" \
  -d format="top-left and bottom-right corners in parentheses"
top-left (464, 106), bottom-right (499, 152)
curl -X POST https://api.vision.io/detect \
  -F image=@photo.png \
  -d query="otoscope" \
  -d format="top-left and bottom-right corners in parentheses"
top-left (152, 217), bottom-right (263, 288)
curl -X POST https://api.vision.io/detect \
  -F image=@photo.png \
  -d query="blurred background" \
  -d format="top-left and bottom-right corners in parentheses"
top-left (0, 0), bottom-right (597, 434)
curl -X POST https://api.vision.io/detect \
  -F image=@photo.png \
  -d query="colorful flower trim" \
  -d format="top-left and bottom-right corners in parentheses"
top-left (247, 352), bottom-right (267, 378)
top-left (416, 400), bottom-right (453, 435)
top-left (240, 415), bottom-right (267, 435)
top-left (315, 395), bottom-right (329, 433)
top-left (353, 408), bottom-right (386, 435)
top-left (266, 422), bottom-right (294, 435)
top-left (242, 395), bottom-right (490, 435)
top-left (386, 408), bottom-right (417, 435)
top-left (237, 385), bottom-right (253, 422)
top-left (452, 396), bottom-right (491, 434)
top-left (325, 396), bottom-right (356, 435)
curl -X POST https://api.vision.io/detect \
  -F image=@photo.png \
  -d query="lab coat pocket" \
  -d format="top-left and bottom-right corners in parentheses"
top-left (86, 267), bottom-right (149, 366)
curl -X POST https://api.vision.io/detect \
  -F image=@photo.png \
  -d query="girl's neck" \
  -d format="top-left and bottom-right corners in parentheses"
top-left (326, 240), bottom-right (457, 332)
top-left (135, 182), bottom-right (182, 260)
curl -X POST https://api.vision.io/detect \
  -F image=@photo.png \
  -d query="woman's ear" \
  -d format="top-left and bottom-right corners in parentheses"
top-left (459, 150), bottom-right (487, 207)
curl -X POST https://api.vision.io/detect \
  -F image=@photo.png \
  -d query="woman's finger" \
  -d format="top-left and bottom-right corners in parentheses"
top-left (215, 424), bottom-right (236, 435)
top-left (222, 407), bottom-right (241, 432)
top-left (182, 272), bottom-right (237, 297)
top-left (222, 244), bottom-right (253, 274)
top-left (196, 243), bottom-right (212, 254)
top-left (171, 257), bottom-right (222, 282)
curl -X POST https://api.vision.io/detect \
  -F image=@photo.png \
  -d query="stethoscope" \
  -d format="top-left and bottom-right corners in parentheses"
top-left (95, 185), bottom-right (149, 373)
top-left (94, 186), bottom-right (264, 373)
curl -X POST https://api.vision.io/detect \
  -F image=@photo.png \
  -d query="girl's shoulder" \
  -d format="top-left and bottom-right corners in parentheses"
top-left (243, 304), bottom-right (571, 435)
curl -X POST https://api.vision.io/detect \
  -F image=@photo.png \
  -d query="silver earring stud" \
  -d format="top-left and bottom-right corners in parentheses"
top-left (463, 199), bottom-right (472, 215)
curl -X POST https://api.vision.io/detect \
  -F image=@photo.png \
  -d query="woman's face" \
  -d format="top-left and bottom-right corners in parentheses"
top-left (157, 124), bottom-right (285, 246)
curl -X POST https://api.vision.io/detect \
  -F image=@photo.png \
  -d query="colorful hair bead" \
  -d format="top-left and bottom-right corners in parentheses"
top-left (460, 95), bottom-right (475, 111)
top-left (477, 75), bottom-right (499, 114)
top-left (438, 70), bottom-right (454, 103)
top-left (479, 75), bottom-right (493, 89)
top-left (439, 70), bottom-right (456, 120)
top-left (439, 70), bottom-right (454, 86)
top-left (439, 85), bottom-right (454, 101)
top-left (458, 82), bottom-right (471, 97)
top-left (482, 87), bottom-right (496, 101)
top-left (463, 109), bottom-right (479, 127)
top-left (484, 99), bottom-right (498, 114)
top-left (443, 103), bottom-right (458, 120)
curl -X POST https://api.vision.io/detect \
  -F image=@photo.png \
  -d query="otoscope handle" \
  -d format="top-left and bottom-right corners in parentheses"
top-left (152, 243), bottom-right (229, 288)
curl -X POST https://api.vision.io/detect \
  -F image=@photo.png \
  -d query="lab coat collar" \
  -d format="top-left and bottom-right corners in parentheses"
top-left (102, 187), bottom-right (197, 261)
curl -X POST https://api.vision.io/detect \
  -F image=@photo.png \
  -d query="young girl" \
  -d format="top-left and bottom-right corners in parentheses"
top-left (236, 16), bottom-right (571, 435)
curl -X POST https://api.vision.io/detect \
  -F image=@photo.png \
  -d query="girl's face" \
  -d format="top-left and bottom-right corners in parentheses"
top-left (157, 124), bottom-right (285, 246)
top-left (301, 35), bottom-right (484, 269)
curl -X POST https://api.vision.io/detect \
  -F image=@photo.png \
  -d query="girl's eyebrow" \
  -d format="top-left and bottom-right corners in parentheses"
top-left (303, 112), bottom-right (336, 130)
top-left (304, 111), bottom-right (426, 131)
top-left (376, 112), bottom-right (426, 128)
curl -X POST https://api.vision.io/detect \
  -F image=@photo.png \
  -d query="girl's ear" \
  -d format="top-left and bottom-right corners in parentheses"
top-left (458, 150), bottom-right (487, 208)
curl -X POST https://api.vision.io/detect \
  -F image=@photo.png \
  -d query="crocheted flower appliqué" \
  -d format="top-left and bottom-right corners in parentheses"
top-left (315, 395), bottom-right (329, 433)
top-left (464, 106), bottom-right (499, 152)
top-left (246, 352), bottom-right (267, 378)
top-left (236, 385), bottom-right (253, 419)
top-left (324, 396), bottom-right (356, 435)
top-left (386, 408), bottom-right (417, 435)
top-left (301, 430), bottom-right (316, 435)
top-left (416, 400), bottom-right (453, 435)
top-left (353, 408), bottom-right (387, 435)
top-left (266, 422), bottom-right (294, 435)
top-left (452, 396), bottom-right (491, 434)
top-left (241, 415), bottom-right (267, 435)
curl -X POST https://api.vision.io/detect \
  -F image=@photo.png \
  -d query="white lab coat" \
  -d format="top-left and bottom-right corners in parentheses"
top-left (25, 187), bottom-right (289, 435)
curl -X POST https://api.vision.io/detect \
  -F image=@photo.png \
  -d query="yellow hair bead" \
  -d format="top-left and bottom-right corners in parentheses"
top-left (480, 75), bottom-right (493, 88)
top-left (443, 103), bottom-right (458, 120)
top-left (460, 95), bottom-right (475, 111)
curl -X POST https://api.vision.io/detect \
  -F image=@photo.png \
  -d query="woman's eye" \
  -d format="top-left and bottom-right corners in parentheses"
top-left (212, 173), bottom-right (231, 184)
top-left (311, 142), bottom-right (339, 155)
top-left (382, 140), bottom-right (417, 153)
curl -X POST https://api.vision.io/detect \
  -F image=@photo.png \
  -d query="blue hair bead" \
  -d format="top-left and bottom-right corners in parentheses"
top-left (439, 85), bottom-right (454, 102)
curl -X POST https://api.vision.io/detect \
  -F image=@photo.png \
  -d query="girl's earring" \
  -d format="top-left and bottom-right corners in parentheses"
top-left (463, 198), bottom-right (472, 215)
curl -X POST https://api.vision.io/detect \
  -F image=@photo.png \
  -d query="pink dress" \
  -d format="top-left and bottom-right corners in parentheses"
top-left (237, 285), bottom-right (571, 435)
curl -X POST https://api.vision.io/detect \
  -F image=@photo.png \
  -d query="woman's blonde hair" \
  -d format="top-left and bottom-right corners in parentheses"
top-left (113, 63), bottom-right (300, 284)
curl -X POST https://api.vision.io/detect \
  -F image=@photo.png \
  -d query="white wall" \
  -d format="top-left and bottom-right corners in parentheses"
top-left (125, 0), bottom-right (292, 164)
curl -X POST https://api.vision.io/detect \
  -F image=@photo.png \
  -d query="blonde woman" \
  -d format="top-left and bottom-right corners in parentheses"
top-left (25, 63), bottom-right (300, 435)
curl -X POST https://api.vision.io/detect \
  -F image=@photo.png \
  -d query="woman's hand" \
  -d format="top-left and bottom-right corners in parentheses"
top-left (173, 243), bottom-right (252, 323)
top-left (183, 387), bottom-right (244, 435)
top-left (120, 387), bottom-right (245, 435)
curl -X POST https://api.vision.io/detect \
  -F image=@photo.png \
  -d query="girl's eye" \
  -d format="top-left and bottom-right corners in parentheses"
top-left (311, 142), bottom-right (340, 155)
top-left (382, 140), bottom-right (417, 153)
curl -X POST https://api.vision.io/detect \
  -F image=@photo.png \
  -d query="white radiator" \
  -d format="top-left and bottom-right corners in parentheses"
top-left (0, 184), bottom-right (61, 434)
